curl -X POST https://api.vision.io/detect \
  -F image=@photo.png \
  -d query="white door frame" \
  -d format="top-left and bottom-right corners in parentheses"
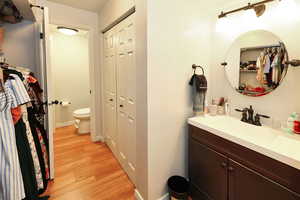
top-left (48, 21), bottom-right (100, 142)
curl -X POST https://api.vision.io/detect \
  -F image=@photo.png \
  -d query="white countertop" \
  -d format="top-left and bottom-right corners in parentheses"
top-left (188, 115), bottom-right (300, 170)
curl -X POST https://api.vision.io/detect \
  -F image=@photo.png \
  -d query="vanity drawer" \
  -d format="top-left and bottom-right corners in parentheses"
top-left (189, 125), bottom-right (300, 195)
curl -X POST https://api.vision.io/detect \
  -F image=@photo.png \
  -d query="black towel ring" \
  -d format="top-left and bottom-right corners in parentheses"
top-left (192, 64), bottom-right (204, 75)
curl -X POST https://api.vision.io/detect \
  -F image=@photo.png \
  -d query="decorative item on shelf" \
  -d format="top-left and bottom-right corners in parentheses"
top-left (189, 64), bottom-right (207, 116)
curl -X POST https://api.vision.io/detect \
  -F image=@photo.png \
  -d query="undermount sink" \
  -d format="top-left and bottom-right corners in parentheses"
top-left (188, 115), bottom-right (300, 170)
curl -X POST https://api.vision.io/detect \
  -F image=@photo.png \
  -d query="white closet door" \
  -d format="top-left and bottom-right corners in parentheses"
top-left (103, 13), bottom-right (136, 184)
top-left (116, 14), bottom-right (136, 183)
top-left (103, 29), bottom-right (118, 156)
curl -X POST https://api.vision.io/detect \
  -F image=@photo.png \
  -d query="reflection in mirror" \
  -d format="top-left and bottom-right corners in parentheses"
top-left (224, 30), bottom-right (289, 97)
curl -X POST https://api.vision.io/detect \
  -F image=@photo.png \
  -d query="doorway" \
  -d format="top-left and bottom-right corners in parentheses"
top-left (49, 25), bottom-right (91, 135)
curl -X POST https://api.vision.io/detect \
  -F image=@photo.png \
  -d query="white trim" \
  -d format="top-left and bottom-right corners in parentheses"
top-left (55, 120), bottom-right (74, 128)
top-left (157, 193), bottom-right (169, 200)
top-left (134, 189), bottom-right (144, 200)
top-left (95, 135), bottom-right (104, 142)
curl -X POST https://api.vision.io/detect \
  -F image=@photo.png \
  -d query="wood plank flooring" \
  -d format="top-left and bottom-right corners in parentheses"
top-left (44, 126), bottom-right (135, 200)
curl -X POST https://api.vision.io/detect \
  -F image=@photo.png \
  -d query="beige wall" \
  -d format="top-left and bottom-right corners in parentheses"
top-left (50, 32), bottom-right (90, 127)
top-left (2, 20), bottom-right (37, 73)
top-left (211, 0), bottom-right (300, 126)
top-left (147, 0), bottom-right (213, 199)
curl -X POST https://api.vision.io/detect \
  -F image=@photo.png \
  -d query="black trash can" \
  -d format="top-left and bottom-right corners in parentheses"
top-left (167, 176), bottom-right (189, 200)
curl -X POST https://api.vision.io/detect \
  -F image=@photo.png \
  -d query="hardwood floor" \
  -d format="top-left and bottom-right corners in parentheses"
top-left (44, 126), bottom-right (135, 200)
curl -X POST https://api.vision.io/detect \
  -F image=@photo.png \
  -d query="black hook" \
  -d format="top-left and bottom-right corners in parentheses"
top-left (192, 64), bottom-right (204, 75)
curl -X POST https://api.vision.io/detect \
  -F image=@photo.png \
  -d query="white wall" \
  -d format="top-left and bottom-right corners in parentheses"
top-left (211, 0), bottom-right (300, 125)
top-left (37, 0), bottom-right (102, 141)
top-left (147, 0), bottom-right (213, 199)
top-left (2, 20), bottom-right (37, 73)
top-left (50, 32), bottom-right (90, 127)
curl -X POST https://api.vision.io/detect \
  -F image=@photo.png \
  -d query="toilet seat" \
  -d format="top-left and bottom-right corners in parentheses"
top-left (73, 108), bottom-right (90, 118)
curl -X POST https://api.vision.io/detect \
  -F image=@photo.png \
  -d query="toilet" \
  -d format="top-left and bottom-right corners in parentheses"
top-left (73, 108), bottom-right (90, 134)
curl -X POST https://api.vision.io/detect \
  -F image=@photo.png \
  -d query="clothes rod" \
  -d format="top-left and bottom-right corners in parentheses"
top-left (218, 0), bottom-right (276, 18)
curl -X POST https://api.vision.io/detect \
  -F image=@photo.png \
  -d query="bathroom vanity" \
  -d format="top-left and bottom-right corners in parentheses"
top-left (188, 116), bottom-right (300, 200)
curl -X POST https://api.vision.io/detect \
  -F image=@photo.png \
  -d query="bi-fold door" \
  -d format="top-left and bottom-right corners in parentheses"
top-left (103, 14), bottom-right (136, 184)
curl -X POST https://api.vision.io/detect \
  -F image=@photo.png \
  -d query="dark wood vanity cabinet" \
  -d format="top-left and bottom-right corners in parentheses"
top-left (189, 125), bottom-right (300, 200)
top-left (189, 139), bottom-right (228, 200)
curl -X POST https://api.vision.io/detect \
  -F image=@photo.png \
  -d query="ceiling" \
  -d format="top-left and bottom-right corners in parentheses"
top-left (47, 0), bottom-right (108, 13)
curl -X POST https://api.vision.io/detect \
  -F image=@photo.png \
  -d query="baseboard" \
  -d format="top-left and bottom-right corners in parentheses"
top-left (56, 120), bottom-right (75, 128)
top-left (157, 193), bottom-right (169, 200)
top-left (92, 134), bottom-right (104, 142)
top-left (134, 190), bottom-right (169, 200)
top-left (135, 189), bottom-right (144, 200)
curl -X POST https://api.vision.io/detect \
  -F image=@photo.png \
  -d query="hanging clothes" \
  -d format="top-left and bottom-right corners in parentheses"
top-left (1, 69), bottom-right (50, 199)
top-left (0, 84), bottom-right (25, 200)
top-left (256, 53), bottom-right (266, 84)
top-left (24, 73), bottom-right (45, 125)
top-left (14, 118), bottom-right (38, 199)
top-left (28, 107), bottom-right (49, 193)
top-left (265, 54), bottom-right (275, 87)
top-left (271, 54), bottom-right (282, 85)
top-left (21, 105), bottom-right (44, 191)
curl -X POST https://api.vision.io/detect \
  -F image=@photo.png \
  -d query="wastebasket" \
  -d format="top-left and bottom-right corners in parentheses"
top-left (167, 176), bottom-right (189, 200)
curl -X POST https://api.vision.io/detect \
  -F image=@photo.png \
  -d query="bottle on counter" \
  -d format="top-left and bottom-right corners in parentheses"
top-left (294, 114), bottom-right (300, 134)
top-left (287, 113), bottom-right (299, 134)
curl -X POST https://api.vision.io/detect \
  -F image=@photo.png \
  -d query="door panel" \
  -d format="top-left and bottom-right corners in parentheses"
top-left (116, 14), bottom-right (136, 183)
top-left (103, 28), bottom-right (117, 156)
top-left (229, 159), bottom-right (300, 200)
top-left (103, 14), bottom-right (136, 184)
top-left (189, 139), bottom-right (228, 200)
top-left (40, 7), bottom-right (55, 179)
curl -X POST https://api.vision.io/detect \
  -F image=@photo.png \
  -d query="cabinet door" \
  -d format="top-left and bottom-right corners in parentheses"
top-left (189, 139), bottom-right (228, 200)
top-left (228, 159), bottom-right (300, 200)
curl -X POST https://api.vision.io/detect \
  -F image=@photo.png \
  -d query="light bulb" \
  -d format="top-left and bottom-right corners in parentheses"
top-left (57, 27), bottom-right (78, 36)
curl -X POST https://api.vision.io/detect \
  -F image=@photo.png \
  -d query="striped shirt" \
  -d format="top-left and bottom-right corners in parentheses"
top-left (0, 75), bottom-right (31, 200)
top-left (0, 86), bottom-right (25, 200)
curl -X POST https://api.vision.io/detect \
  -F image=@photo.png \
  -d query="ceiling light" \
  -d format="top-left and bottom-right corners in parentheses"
top-left (57, 26), bottom-right (78, 35)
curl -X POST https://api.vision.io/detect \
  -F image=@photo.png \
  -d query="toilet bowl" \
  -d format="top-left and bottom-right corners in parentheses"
top-left (73, 108), bottom-right (90, 134)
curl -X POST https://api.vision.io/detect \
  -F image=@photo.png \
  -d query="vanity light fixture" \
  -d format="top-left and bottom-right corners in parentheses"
top-left (218, 0), bottom-right (276, 19)
top-left (57, 26), bottom-right (79, 36)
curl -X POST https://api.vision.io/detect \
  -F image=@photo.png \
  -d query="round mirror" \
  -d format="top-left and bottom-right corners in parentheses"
top-left (223, 30), bottom-right (289, 97)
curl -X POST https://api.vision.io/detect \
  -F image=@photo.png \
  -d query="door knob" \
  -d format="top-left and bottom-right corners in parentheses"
top-left (221, 162), bottom-right (227, 168)
top-left (120, 105), bottom-right (124, 108)
top-left (109, 99), bottom-right (113, 102)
